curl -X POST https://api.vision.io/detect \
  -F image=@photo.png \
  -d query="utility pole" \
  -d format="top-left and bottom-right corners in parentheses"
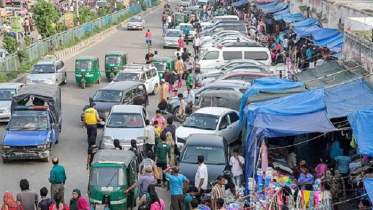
top-left (76, 0), bottom-right (80, 25)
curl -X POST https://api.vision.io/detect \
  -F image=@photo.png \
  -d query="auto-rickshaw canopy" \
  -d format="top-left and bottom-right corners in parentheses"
top-left (91, 150), bottom-right (136, 167)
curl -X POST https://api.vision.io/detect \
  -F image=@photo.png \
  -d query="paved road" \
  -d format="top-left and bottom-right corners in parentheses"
top-left (0, 1), bottom-right (185, 208)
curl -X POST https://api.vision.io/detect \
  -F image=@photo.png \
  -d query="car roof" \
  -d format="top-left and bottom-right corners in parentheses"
top-left (194, 107), bottom-right (235, 115)
top-left (167, 29), bottom-right (182, 32)
top-left (76, 56), bottom-right (97, 60)
top-left (201, 89), bottom-right (243, 96)
top-left (35, 59), bottom-right (58, 65)
top-left (224, 72), bottom-right (270, 77)
top-left (112, 105), bottom-right (143, 113)
top-left (0, 83), bottom-right (23, 89)
top-left (208, 80), bottom-right (250, 87)
top-left (130, 16), bottom-right (141, 19)
top-left (186, 134), bottom-right (226, 147)
top-left (100, 81), bottom-right (143, 91)
top-left (223, 42), bottom-right (262, 47)
top-left (106, 51), bottom-right (124, 55)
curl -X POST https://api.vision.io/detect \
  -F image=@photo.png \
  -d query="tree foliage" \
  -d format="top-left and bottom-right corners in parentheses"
top-left (32, 1), bottom-right (61, 39)
top-left (75, 7), bottom-right (98, 25)
top-left (3, 36), bottom-right (18, 54)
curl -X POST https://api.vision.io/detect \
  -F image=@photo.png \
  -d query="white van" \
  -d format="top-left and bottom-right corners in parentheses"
top-left (196, 47), bottom-right (271, 70)
top-left (200, 15), bottom-right (240, 27)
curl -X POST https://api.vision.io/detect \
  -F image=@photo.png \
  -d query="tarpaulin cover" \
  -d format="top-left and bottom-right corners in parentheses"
top-left (246, 86), bottom-right (307, 105)
top-left (274, 13), bottom-right (290, 21)
top-left (283, 13), bottom-right (305, 23)
top-left (363, 178), bottom-right (373, 203)
top-left (349, 108), bottom-right (373, 157)
top-left (325, 79), bottom-right (373, 119)
top-left (313, 33), bottom-right (344, 46)
top-left (239, 77), bottom-right (305, 123)
top-left (256, 0), bottom-right (277, 3)
top-left (328, 39), bottom-right (344, 49)
top-left (261, 2), bottom-right (287, 14)
top-left (256, 1), bottom-right (278, 10)
top-left (273, 7), bottom-right (290, 15)
top-left (292, 18), bottom-right (319, 27)
top-left (312, 28), bottom-right (341, 41)
top-left (232, 0), bottom-right (248, 7)
top-left (293, 25), bottom-right (321, 37)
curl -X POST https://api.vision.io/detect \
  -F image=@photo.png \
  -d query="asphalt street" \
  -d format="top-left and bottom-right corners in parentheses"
top-left (0, 1), bottom-right (186, 208)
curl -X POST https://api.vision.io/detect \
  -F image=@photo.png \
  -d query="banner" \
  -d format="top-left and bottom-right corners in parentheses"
top-left (9, 16), bottom-right (23, 32)
top-left (64, 12), bottom-right (74, 28)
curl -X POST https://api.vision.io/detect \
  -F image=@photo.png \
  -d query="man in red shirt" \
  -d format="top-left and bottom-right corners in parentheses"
top-left (145, 29), bottom-right (152, 46)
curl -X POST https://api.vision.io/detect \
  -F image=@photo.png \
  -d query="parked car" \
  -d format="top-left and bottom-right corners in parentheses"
top-left (199, 23), bottom-right (247, 37)
top-left (127, 16), bottom-right (145, 30)
top-left (111, 64), bottom-right (159, 95)
top-left (192, 89), bottom-right (242, 112)
top-left (164, 29), bottom-right (183, 48)
top-left (199, 16), bottom-right (239, 27)
top-left (0, 83), bottom-right (24, 122)
top-left (200, 30), bottom-right (244, 42)
top-left (25, 58), bottom-right (67, 85)
top-left (203, 70), bottom-right (271, 85)
top-left (100, 105), bottom-right (148, 150)
top-left (214, 59), bottom-right (271, 72)
top-left (176, 107), bottom-right (241, 147)
top-left (178, 134), bottom-right (230, 192)
top-left (167, 80), bottom-right (250, 118)
top-left (93, 81), bottom-right (148, 124)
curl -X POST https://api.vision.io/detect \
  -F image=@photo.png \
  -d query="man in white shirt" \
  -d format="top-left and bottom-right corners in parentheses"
top-left (283, 36), bottom-right (289, 52)
top-left (174, 48), bottom-right (181, 59)
top-left (167, 15), bottom-right (172, 27)
top-left (144, 119), bottom-right (158, 157)
top-left (229, 148), bottom-right (244, 187)
top-left (193, 35), bottom-right (201, 56)
top-left (195, 155), bottom-right (208, 201)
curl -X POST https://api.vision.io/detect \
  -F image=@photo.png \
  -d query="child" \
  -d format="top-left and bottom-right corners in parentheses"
top-left (229, 148), bottom-right (245, 187)
top-left (37, 187), bottom-right (52, 210)
top-left (153, 120), bottom-right (161, 154)
top-left (297, 164), bottom-right (314, 190)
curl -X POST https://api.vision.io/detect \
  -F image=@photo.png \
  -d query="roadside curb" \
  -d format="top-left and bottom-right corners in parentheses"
top-left (11, 5), bottom-right (160, 83)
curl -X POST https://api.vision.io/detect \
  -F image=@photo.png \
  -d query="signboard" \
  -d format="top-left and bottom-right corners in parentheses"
top-left (64, 12), bottom-right (74, 28)
top-left (6, 0), bottom-right (21, 8)
top-left (9, 16), bottom-right (23, 32)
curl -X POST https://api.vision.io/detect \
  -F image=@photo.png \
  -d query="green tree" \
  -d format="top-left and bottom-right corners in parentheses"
top-left (32, 1), bottom-right (61, 39)
top-left (75, 7), bottom-right (98, 25)
top-left (3, 36), bottom-right (18, 54)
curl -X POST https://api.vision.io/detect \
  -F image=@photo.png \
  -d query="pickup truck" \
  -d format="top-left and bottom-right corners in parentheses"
top-left (1, 84), bottom-right (62, 163)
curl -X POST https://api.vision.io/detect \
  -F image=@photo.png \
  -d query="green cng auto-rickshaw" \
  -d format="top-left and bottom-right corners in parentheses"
top-left (105, 51), bottom-right (128, 80)
top-left (151, 56), bottom-right (175, 82)
top-left (175, 12), bottom-right (187, 24)
top-left (75, 56), bottom-right (101, 89)
top-left (88, 150), bottom-right (138, 210)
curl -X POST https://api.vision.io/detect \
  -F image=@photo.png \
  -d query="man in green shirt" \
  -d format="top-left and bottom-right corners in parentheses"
top-left (184, 186), bottom-right (198, 210)
top-left (49, 157), bottom-right (67, 203)
top-left (155, 134), bottom-right (171, 187)
top-left (186, 69), bottom-right (194, 87)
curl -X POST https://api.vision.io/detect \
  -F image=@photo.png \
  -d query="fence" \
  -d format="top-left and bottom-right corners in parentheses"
top-left (0, 4), bottom-right (142, 73)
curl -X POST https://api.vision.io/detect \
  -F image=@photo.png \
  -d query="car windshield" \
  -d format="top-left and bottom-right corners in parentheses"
top-left (129, 17), bottom-right (141, 22)
top-left (30, 65), bottom-right (55, 74)
top-left (181, 146), bottom-right (226, 164)
top-left (93, 90), bottom-right (123, 102)
top-left (152, 62), bottom-right (166, 72)
top-left (182, 113), bottom-right (218, 130)
top-left (0, 89), bottom-right (16, 100)
top-left (106, 56), bottom-right (121, 64)
top-left (76, 61), bottom-right (92, 69)
top-left (106, 113), bottom-right (144, 128)
top-left (113, 72), bottom-right (140, 82)
top-left (90, 167), bottom-right (126, 187)
top-left (8, 115), bottom-right (48, 131)
top-left (166, 31), bottom-right (181, 37)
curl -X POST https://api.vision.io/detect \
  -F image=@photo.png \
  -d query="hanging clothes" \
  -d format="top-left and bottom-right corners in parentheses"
top-left (260, 141), bottom-right (268, 172)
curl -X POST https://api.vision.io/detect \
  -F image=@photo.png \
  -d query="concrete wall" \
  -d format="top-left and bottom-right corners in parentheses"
top-left (343, 31), bottom-right (373, 74)
top-left (288, 0), bottom-right (372, 29)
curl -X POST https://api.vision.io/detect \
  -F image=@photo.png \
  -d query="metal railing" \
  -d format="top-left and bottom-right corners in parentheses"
top-left (0, 4), bottom-right (142, 73)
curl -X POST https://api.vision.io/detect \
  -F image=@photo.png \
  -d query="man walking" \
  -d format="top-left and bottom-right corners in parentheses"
top-left (144, 119), bottom-right (157, 156)
top-left (195, 155), bottom-right (208, 201)
top-left (152, 110), bottom-right (166, 129)
top-left (183, 26), bottom-right (190, 45)
top-left (155, 134), bottom-right (171, 188)
top-left (162, 117), bottom-right (176, 143)
top-left (211, 175), bottom-right (226, 210)
top-left (83, 103), bottom-right (101, 142)
top-left (49, 157), bottom-right (67, 203)
top-left (86, 137), bottom-right (98, 170)
top-left (16, 179), bottom-right (38, 210)
top-left (124, 165), bottom-right (155, 205)
top-left (164, 166), bottom-right (189, 210)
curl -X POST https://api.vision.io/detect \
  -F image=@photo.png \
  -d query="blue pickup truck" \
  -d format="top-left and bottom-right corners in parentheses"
top-left (1, 84), bottom-right (62, 163)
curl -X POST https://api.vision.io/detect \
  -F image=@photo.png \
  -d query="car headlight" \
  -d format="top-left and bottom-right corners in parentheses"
top-left (1, 145), bottom-right (10, 150)
top-left (37, 144), bottom-right (47, 149)
top-left (25, 78), bottom-right (31, 84)
top-left (103, 136), bottom-right (113, 143)
top-left (4, 108), bottom-right (10, 113)
top-left (45, 78), bottom-right (54, 84)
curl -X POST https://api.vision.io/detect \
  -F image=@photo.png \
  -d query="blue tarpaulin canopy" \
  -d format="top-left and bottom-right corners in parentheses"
top-left (328, 37), bottom-right (344, 49)
top-left (348, 108), bottom-right (373, 157)
top-left (363, 178), bottom-right (373, 203)
top-left (293, 25), bottom-right (321, 37)
top-left (232, 0), bottom-right (248, 7)
top-left (312, 28), bottom-right (341, 41)
top-left (292, 18), bottom-right (319, 27)
top-left (313, 33), bottom-right (344, 46)
top-left (283, 13), bottom-right (305, 23)
top-left (273, 7), bottom-right (290, 15)
top-left (261, 2), bottom-right (287, 14)
top-left (256, 1), bottom-right (278, 10)
top-left (274, 12), bottom-right (290, 21)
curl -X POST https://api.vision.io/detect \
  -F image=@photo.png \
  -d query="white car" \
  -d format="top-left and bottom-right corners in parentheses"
top-left (163, 29), bottom-right (183, 48)
top-left (25, 59), bottom-right (67, 85)
top-left (0, 83), bottom-right (23, 122)
top-left (176, 107), bottom-right (241, 148)
top-left (111, 64), bottom-right (160, 95)
top-left (201, 31), bottom-right (245, 42)
top-left (127, 16), bottom-right (145, 30)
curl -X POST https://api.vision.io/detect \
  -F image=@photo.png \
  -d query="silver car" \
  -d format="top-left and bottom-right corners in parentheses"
top-left (0, 83), bottom-right (23, 122)
top-left (163, 29), bottom-right (182, 48)
top-left (101, 105), bottom-right (148, 150)
top-left (25, 59), bottom-right (67, 85)
top-left (127, 16), bottom-right (145, 30)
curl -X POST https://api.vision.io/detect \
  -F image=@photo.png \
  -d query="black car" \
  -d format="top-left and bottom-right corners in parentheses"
top-left (93, 81), bottom-right (148, 124)
top-left (167, 80), bottom-right (250, 117)
top-left (178, 134), bottom-right (230, 192)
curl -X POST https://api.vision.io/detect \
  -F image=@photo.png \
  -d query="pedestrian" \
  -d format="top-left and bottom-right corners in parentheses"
top-left (68, 189), bottom-right (80, 210)
top-left (162, 24), bottom-right (167, 36)
top-left (83, 103), bottom-right (101, 142)
top-left (161, 12), bottom-right (167, 25)
top-left (211, 176), bottom-right (226, 210)
top-left (181, 48), bottom-right (188, 62)
top-left (195, 155), bottom-right (208, 201)
top-left (152, 110), bottom-right (166, 129)
top-left (149, 193), bottom-right (165, 210)
top-left (82, 97), bottom-right (93, 112)
top-left (163, 166), bottom-right (189, 210)
top-left (297, 164), bottom-right (314, 190)
top-left (113, 139), bottom-right (124, 150)
top-left (37, 187), bottom-right (52, 210)
top-left (161, 117), bottom-right (176, 142)
top-left (145, 49), bottom-right (154, 64)
top-left (194, 69), bottom-right (203, 88)
top-left (216, 198), bottom-right (226, 210)
top-left (140, 151), bottom-right (156, 174)
top-left (174, 48), bottom-right (181, 59)
top-left (186, 69), bottom-right (194, 87)
top-left (158, 79), bottom-right (168, 103)
top-left (175, 56), bottom-right (184, 88)
top-left (358, 199), bottom-right (371, 210)
top-left (178, 35), bottom-right (184, 48)
top-left (124, 165), bottom-right (155, 202)
top-left (86, 137), bottom-right (98, 170)
top-left (153, 120), bottom-right (161, 154)
top-left (23, 17), bottom-right (30, 36)
top-left (2, 191), bottom-right (24, 210)
top-left (155, 134), bottom-right (171, 188)
top-left (229, 148), bottom-right (244, 187)
top-left (16, 179), bottom-right (38, 210)
top-left (49, 157), bottom-right (67, 204)
top-left (177, 93), bottom-right (186, 120)
top-left (185, 85), bottom-right (195, 114)
top-left (189, 198), bottom-right (199, 210)
top-left (76, 197), bottom-right (90, 210)
top-left (48, 193), bottom-right (69, 210)
top-left (165, 132), bottom-right (175, 166)
top-left (145, 29), bottom-right (152, 46)
top-left (163, 67), bottom-right (171, 84)
top-left (183, 26), bottom-right (190, 45)
top-left (144, 119), bottom-right (157, 156)
top-left (184, 186), bottom-right (198, 210)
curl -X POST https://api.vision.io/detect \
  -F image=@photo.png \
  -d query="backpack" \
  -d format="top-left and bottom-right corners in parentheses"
top-left (158, 101), bottom-right (167, 111)
top-left (162, 15), bottom-right (166, 21)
